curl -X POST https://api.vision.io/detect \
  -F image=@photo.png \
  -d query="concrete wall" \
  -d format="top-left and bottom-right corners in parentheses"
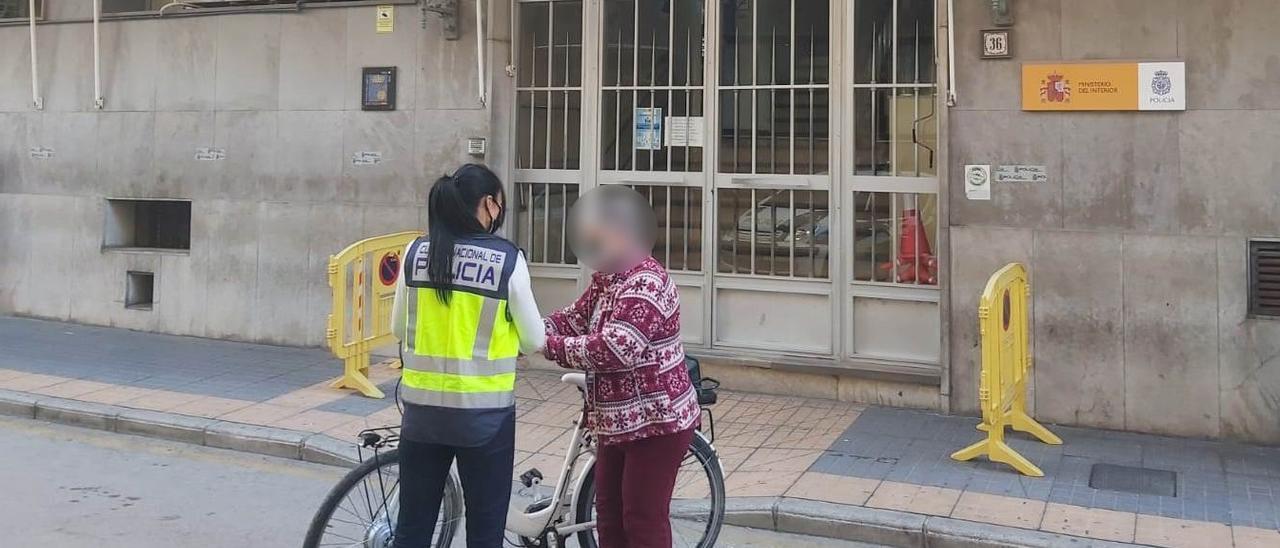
top-left (0, 2), bottom-right (512, 346)
top-left (947, 0), bottom-right (1280, 443)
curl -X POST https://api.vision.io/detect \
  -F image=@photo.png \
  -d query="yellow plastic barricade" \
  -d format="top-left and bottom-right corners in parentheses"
top-left (327, 231), bottom-right (423, 398)
top-left (951, 263), bottom-right (1062, 476)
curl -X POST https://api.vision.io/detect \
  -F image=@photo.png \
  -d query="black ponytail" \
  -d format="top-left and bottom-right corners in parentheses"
top-left (426, 164), bottom-right (506, 303)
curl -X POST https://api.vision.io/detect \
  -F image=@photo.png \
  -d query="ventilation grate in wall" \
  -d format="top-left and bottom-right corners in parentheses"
top-left (1250, 240), bottom-right (1280, 318)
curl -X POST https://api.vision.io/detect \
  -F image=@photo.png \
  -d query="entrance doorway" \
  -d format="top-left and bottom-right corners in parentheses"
top-left (513, 0), bottom-right (941, 372)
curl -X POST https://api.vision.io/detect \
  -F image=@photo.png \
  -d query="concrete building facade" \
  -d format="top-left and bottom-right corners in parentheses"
top-left (0, 0), bottom-right (1277, 444)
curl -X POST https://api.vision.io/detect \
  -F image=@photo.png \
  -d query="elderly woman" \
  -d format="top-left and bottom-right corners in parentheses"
top-left (541, 186), bottom-right (701, 548)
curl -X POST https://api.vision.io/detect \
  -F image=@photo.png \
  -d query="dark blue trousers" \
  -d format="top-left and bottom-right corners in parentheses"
top-left (392, 416), bottom-right (515, 548)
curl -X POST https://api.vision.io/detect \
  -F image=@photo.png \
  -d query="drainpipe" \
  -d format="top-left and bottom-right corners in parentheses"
top-left (94, 0), bottom-right (104, 109)
top-left (945, 0), bottom-right (957, 106)
top-left (505, 0), bottom-right (515, 77)
top-left (475, 0), bottom-right (486, 106)
top-left (28, 0), bottom-right (41, 110)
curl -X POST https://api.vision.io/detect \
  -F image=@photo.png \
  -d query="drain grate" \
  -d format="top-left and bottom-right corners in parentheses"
top-left (1089, 463), bottom-right (1177, 497)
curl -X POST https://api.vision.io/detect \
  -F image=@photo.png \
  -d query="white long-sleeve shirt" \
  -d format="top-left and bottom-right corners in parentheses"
top-left (391, 242), bottom-right (545, 355)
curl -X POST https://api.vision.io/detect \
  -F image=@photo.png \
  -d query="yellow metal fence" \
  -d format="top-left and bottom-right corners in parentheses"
top-left (951, 262), bottom-right (1062, 476)
top-left (327, 231), bottom-right (423, 398)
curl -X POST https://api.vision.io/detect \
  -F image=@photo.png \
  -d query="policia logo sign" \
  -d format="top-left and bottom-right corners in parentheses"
top-left (410, 242), bottom-right (508, 293)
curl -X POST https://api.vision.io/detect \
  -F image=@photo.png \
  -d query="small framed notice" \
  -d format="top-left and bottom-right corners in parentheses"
top-left (982, 29), bottom-right (1011, 59)
top-left (361, 67), bottom-right (397, 111)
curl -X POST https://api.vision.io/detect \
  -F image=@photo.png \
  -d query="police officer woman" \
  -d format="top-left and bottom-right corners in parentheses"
top-left (390, 164), bottom-right (544, 548)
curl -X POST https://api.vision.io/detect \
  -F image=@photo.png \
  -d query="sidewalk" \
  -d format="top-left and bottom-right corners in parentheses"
top-left (2, 315), bottom-right (1278, 547)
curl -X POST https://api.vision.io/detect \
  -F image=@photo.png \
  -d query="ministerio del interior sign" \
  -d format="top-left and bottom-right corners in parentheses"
top-left (1021, 61), bottom-right (1185, 111)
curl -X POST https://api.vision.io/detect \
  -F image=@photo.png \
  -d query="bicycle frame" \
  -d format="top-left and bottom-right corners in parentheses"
top-left (505, 408), bottom-right (596, 539)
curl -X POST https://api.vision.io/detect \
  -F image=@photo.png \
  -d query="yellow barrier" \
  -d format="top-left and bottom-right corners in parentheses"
top-left (327, 231), bottom-right (423, 398)
top-left (951, 263), bottom-right (1062, 476)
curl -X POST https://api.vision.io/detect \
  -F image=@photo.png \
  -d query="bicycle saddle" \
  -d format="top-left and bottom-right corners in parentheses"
top-left (561, 372), bottom-right (586, 389)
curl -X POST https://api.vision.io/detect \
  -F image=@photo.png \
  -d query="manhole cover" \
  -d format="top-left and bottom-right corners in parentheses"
top-left (1089, 463), bottom-right (1177, 497)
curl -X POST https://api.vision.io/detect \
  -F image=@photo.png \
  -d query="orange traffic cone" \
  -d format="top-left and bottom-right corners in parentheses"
top-left (880, 209), bottom-right (937, 285)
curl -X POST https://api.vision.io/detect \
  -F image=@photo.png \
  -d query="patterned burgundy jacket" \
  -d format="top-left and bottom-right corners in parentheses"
top-left (543, 257), bottom-right (700, 445)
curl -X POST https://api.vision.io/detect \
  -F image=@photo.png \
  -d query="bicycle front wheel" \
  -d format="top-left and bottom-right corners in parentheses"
top-left (303, 448), bottom-right (462, 548)
top-left (574, 431), bottom-right (726, 548)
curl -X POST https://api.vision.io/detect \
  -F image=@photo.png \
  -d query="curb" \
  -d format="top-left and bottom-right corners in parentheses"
top-left (722, 497), bottom-right (1151, 547)
top-left (1, 388), bottom-right (1149, 548)
top-left (0, 388), bottom-right (359, 468)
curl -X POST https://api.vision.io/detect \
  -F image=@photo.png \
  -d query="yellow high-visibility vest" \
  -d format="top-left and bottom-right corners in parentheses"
top-left (401, 236), bottom-right (520, 409)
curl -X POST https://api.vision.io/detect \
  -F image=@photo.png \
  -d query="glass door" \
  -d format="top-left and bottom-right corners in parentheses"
top-left (709, 0), bottom-right (837, 354)
top-left (597, 0), bottom-right (712, 345)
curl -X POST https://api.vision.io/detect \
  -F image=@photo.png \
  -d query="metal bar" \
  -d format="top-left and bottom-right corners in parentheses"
top-left (650, 28), bottom-right (657, 172)
top-left (475, 0), bottom-right (486, 105)
top-left (615, 28), bottom-right (623, 170)
top-left (599, 85), bottom-right (704, 91)
top-left (890, 0), bottom-right (898, 176)
top-left (684, 28), bottom-right (693, 171)
top-left (665, 186), bottom-right (672, 266)
top-left (868, 192), bottom-right (877, 281)
top-left (890, 192), bottom-right (899, 283)
top-left (546, 1), bottom-right (554, 86)
top-left (542, 184), bottom-right (551, 262)
top-left (750, 0), bottom-right (757, 174)
top-left (749, 189), bottom-right (758, 274)
top-left (809, 190), bottom-right (817, 277)
top-left (768, 195), bottom-right (777, 276)
top-left (788, 190), bottom-right (795, 276)
top-left (913, 194), bottom-right (922, 285)
top-left (563, 31), bottom-right (571, 167)
top-left (560, 183), bottom-right (568, 262)
top-left (683, 187), bottom-right (691, 270)
top-left (912, 87), bottom-right (920, 176)
top-left (849, 82), bottom-right (939, 89)
top-left (667, 0), bottom-right (675, 86)
top-left (946, 0), bottom-right (957, 105)
top-left (730, 190), bottom-right (739, 273)
top-left (526, 92), bottom-right (535, 168)
top-left (808, 29), bottom-right (815, 174)
top-left (788, 0), bottom-right (795, 175)
top-left (718, 83), bottom-right (830, 90)
top-left (670, 86), bottom-right (680, 171)
top-left (769, 32), bottom-right (776, 174)
top-left (524, 184), bottom-right (535, 260)
top-left (29, 0), bottom-right (41, 110)
top-left (93, 0), bottom-right (103, 109)
top-left (631, 0), bottom-right (639, 171)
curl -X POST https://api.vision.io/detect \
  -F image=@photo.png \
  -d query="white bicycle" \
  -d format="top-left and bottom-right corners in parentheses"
top-left (304, 369), bottom-right (726, 548)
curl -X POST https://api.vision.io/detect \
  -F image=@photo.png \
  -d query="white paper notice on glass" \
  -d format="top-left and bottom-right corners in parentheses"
top-left (634, 108), bottom-right (663, 150)
top-left (665, 116), bottom-right (704, 147)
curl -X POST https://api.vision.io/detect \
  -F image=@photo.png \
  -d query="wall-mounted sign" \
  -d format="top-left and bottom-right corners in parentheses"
top-left (1022, 61), bottom-right (1185, 111)
top-left (964, 165), bottom-right (991, 201)
top-left (352, 151), bottom-right (383, 166)
top-left (994, 165), bottom-right (1048, 183)
top-left (362, 67), bottom-right (397, 111)
top-left (634, 107), bottom-right (662, 150)
top-left (376, 5), bottom-right (394, 33)
top-left (29, 146), bottom-right (54, 160)
top-left (194, 147), bottom-right (225, 161)
top-left (981, 29), bottom-right (1011, 59)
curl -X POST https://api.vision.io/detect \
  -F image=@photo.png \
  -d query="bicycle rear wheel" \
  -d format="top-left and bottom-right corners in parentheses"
top-left (303, 448), bottom-right (462, 548)
top-left (574, 432), bottom-right (726, 548)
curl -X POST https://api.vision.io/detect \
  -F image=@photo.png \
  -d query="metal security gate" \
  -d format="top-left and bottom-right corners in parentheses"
top-left (512, 0), bottom-right (942, 372)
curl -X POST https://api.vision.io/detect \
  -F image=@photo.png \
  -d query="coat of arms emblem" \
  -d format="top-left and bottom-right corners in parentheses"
top-left (1151, 70), bottom-right (1172, 96)
top-left (1039, 73), bottom-right (1070, 103)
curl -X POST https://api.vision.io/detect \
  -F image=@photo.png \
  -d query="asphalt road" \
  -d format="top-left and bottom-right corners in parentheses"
top-left (0, 416), bottom-right (879, 548)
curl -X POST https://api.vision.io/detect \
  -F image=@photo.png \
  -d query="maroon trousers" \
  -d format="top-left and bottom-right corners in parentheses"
top-left (593, 428), bottom-right (696, 548)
